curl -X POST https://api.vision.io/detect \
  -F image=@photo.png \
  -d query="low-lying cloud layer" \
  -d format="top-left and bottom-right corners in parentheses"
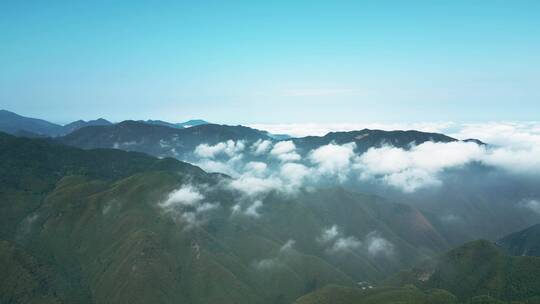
top-left (355, 141), bottom-right (485, 192)
top-left (154, 121), bottom-right (540, 268)
top-left (157, 121), bottom-right (540, 230)
top-left (195, 140), bottom-right (245, 159)
top-left (248, 122), bottom-right (456, 138)
top-left (252, 239), bottom-right (296, 271)
top-left (521, 199), bottom-right (540, 215)
top-left (365, 231), bottom-right (394, 257)
top-left (159, 184), bottom-right (219, 228)
top-left (270, 141), bottom-right (301, 162)
top-left (188, 121), bottom-right (540, 193)
top-left (318, 225), bottom-right (394, 257)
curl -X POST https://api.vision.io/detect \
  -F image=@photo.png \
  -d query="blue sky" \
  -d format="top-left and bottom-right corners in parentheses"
top-left (1, 1), bottom-right (539, 124)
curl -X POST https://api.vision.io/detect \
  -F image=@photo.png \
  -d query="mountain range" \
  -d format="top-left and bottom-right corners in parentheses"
top-left (1, 110), bottom-right (540, 304)
top-left (0, 109), bottom-right (209, 138)
top-left (497, 224), bottom-right (540, 257)
top-left (0, 132), bottom-right (449, 303)
top-left (297, 240), bottom-right (540, 304)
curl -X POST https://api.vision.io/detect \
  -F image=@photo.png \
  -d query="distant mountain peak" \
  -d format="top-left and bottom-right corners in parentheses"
top-left (62, 118), bottom-right (112, 135)
top-left (140, 119), bottom-right (209, 129)
top-left (497, 223), bottom-right (540, 257)
top-left (176, 119), bottom-right (209, 128)
top-left (0, 109), bottom-right (64, 137)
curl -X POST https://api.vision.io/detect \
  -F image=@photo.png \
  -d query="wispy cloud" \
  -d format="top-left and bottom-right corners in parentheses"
top-left (248, 122), bottom-right (455, 138)
top-left (159, 184), bottom-right (219, 228)
top-left (281, 88), bottom-right (360, 97)
top-left (521, 199), bottom-right (540, 215)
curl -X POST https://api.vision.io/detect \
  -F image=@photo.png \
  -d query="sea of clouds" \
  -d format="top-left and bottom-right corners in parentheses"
top-left (186, 122), bottom-right (540, 193)
top-left (156, 121), bottom-right (540, 260)
top-left (159, 121), bottom-right (540, 225)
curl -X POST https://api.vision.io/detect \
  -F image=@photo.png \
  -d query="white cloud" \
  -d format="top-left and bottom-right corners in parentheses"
top-left (231, 203), bottom-right (241, 213)
top-left (160, 185), bottom-right (204, 208)
top-left (353, 131), bottom-right (540, 192)
top-left (159, 185), bottom-right (219, 228)
top-left (247, 122), bottom-right (455, 138)
top-left (318, 225), bottom-right (340, 243)
top-left (251, 139), bottom-right (273, 155)
top-left (245, 200), bottom-right (263, 218)
top-left (196, 202), bottom-right (219, 213)
top-left (192, 141), bottom-right (248, 177)
top-left (382, 168), bottom-right (442, 193)
top-left (190, 122), bottom-right (540, 195)
top-left (181, 212), bottom-right (197, 226)
top-left (450, 121), bottom-right (540, 149)
top-left (244, 161), bottom-right (268, 176)
top-left (318, 225), bottom-right (362, 254)
top-left (194, 142), bottom-right (227, 159)
top-left (365, 232), bottom-right (394, 257)
top-left (279, 163), bottom-right (310, 187)
top-left (521, 199), bottom-right (540, 214)
top-left (354, 141), bottom-right (485, 192)
top-left (280, 239), bottom-right (296, 253)
top-left (276, 152), bottom-right (301, 162)
top-left (226, 162), bottom-right (308, 201)
top-left (330, 236), bottom-right (362, 253)
top-left (309, 142), bottom-right (356, 180)
top-left (270, 140), bottom-right (301, 162)
top-left (482, 147), bottom-right (540, 175)
top-left (437, 122), bottom-right (540, 174)
top-left (195, 159), bottom-right (240, 176)
top-left (252, 239), bottom-right (296, 271)
top-left (357, 141), bottom-right (484, 176)
top-left (270, 140), bottom-right (296, 154)
top-left (228, 176), bottom-right (282, 198)
top-left (194, 140), bottom-right (245, 159)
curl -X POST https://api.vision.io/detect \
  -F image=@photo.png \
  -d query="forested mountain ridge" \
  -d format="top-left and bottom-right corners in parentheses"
top-left (0, 132), bottom-right (455, 304)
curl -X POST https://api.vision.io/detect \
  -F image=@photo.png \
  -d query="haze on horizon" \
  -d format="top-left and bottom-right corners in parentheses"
top-left (1, 1), bottom-right (539, 124)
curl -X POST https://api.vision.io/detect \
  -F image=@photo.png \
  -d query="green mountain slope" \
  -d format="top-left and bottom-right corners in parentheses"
top-left (296, 240), bottom-right (540, 304)
top-left (0, 132), bottom-right (452, 303)
top-left (0, 110), bottom-right (114, 137)
top-left (497, 223), bottom-right (540, 257)
top-left (62, 118), bottom-right (113, 134)
top-left (0, 240), bottom-right (72, 304)
top-left (58, 120), bottom-right (270, 158)
top-left (294, 285), bottom-right (458, 304)
top-left (385, 240), bottom-right (540, 302)
top-left (0, 109), bottom-right (64, 137)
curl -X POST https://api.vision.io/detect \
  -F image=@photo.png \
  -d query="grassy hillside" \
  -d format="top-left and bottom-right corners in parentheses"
top-left (497, 223), bottom-right (540, 257)
top-left (0, 240), bottom-right (70, 304)
top-left (294, 284), bottom-right (458, 304)
top-left (296, 240), bottom-right (540, 304)
top-left (3, 133), bottom-right (540, 303)
top-left (0, 132), bottom-right (453, 303)
top-left (385, 240), bottom-right (540, 302)
top-left (58, 121), bottom-right (270, 158)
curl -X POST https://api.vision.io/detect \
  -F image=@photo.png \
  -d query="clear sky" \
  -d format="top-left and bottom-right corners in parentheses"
top-left (1, 1), bottom-right (539, 124)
